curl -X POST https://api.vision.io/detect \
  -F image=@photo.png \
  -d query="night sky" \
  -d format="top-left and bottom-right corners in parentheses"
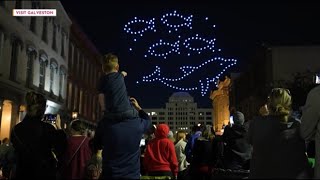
top-left (60, 1), bottom-right (320, 108)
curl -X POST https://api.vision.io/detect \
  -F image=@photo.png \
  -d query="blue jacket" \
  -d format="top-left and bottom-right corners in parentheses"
top-left (185, 131), bottom-right (202, 163)
top-left (93, 110), bottom-right (151, 179)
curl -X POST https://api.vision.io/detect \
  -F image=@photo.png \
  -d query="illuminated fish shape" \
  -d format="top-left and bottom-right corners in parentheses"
top-left (183, 34), bottom-right (216, 54)
top-left (124, 17), bottom-right (156, 37)
top-left (145, 39), bottom-right (180, 59)
top-left (161, 10), bottom-right (193, 30)
top-left (140, 57), bottom-right (237, 96)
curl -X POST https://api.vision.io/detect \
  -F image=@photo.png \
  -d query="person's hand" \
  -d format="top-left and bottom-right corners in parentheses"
top-left (259, 104), bottom-right (269, 116)
top-left (130, 97), bottom-right (142, 111)
top-left (121, 71), bottom-right (127, 77)
top-left (55, 114), bottom-right (62, 130)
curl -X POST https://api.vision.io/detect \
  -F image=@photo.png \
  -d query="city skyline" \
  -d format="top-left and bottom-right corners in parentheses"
top-left (60, 1), bottom-right (320, 108)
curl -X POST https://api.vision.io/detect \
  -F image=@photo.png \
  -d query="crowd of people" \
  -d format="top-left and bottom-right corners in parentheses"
top-left (0, 52), bottom-right (319, 179)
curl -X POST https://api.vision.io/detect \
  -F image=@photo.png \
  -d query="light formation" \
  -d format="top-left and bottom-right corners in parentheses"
top-left (124, 11), bottom-right (237, 96)
top-left (141, 57), bottom-right (237, 96)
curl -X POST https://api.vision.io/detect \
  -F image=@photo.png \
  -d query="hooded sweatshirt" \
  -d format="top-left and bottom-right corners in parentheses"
top-left (144, 124), bottom-right (178, 176)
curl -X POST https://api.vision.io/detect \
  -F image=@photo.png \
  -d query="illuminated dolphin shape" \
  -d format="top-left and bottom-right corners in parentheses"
top-left (140, 57), bottom-right (237, 96)
top-left (145, 39), bottom-right (180, 59)
top-left (124, 17), bottom-right (156, 37)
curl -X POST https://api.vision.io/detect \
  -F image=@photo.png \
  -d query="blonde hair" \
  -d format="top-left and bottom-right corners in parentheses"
top-left (267, 88), bottom-right (292, 122)
top-left (102, 53), bottom-right (118, 73)
top-left (176, 131), bottom-right (186, 141)
top-left (25, 91), bottom-right (47, 117)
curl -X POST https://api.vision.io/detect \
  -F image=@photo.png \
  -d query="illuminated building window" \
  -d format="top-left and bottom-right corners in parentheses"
top-left (59, 66), bottom-right (66, 98)
top-left (39, 54), bottom-right (48, 89)
top-left (50, 60), bottom-right (58, 92)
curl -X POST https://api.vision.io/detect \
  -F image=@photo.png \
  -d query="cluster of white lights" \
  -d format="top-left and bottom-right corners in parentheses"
top-left (183, 34), bottom-right (215, 54)
top-left (124, 17), bottom-right (156, 37)
top-left (161, 11), bottom-right (193, 31)
top-left (145, 35), bottom-right (217, 58)
top-left (124, 11), bottom-right (238, 96)
top-left (139, 58), bottom-right (237, 96)
top-left (145, 39), bottom-right (180, 59)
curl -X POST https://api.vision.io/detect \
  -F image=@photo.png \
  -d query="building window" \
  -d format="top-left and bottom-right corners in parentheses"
top-left (49, 61), bottom-right (58, 93)
top-left (26, 47), bottom-right (37, 87)
top-left (10, 38), bottom-right (21, 81)
top-left (59, 66), bottom-right (66, 98)
top-left (39, 54), bottom-right (48, 89)
top-left (73, 48), bottom-right (78, 74)
top-left (42, 17), bottom-right (48, 43)
top-left (67, 82), bottom-right (72, 109)
top-left (79, 90), bottom-right (83, 114)
top-left (29, 1), bottom-right (39, 33)
top-left (206, 112), bottom-right (212, 115)
top-left (74, 85), bottom-right (78, 110)
top-left (0, 32), bottom-right (3, 59)
top-left (15, 0), bottom-right (22, 21)
top-left (68, 43), bottom-right (73, 69)
top-left (52, 23), bottom-right (57, 51)
top-left (78, 54), bottom-right (83, 78)
top-left (61, 31), bottom-right (66, 58)
top-left (30, 17), bottom-right (36, 33)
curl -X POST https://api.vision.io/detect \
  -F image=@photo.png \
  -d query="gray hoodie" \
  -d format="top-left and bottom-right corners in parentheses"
top-left (300, 85), bottom-right (320, 178)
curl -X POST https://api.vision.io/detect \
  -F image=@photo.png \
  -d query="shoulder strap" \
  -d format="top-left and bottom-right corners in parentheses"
top-left (66, 136), bottom-right (87, 167)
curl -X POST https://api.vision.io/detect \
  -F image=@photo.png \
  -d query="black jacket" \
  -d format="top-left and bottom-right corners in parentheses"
top-left (10, 115), bottom-right (66, 179)
top-left (222, 124), bottom-right (252, 170)
top-left (248, 116), bottom-right (311, 179)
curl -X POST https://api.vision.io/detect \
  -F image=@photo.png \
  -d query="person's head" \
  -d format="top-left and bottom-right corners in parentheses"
top-left (232, 111), bottom-right (245, 126)
top-left (176, 131), bottom-right (186, 141)
top-left (25, 91), bottom-right (47, 118)
top-left (102, 53), bottom-right (119, 73)
top-left (192, 123), bottom-right (202, 133)
top-left (167, 130), bottom-right (175, 142)
top-left (155, 124), bottom-right (170, 139)
top-left (70, 120), bottom-right (87, 135)
top-left (267, 88), bottom-right (292, 122)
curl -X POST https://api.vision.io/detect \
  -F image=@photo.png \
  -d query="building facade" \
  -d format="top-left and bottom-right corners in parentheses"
top-left (0, 1), bottom-right (71, 140)
top-left (144, 92), bottom-right (213, 133)
top-left (66, 17), bottom-right (103, 129)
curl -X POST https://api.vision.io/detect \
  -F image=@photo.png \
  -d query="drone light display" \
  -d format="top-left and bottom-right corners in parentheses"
top-left (124, 11), bottom-right (237, 96)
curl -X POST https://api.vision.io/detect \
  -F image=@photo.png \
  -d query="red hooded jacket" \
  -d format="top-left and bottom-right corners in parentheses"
top-left (144, 124), bottom-right (178, 176)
